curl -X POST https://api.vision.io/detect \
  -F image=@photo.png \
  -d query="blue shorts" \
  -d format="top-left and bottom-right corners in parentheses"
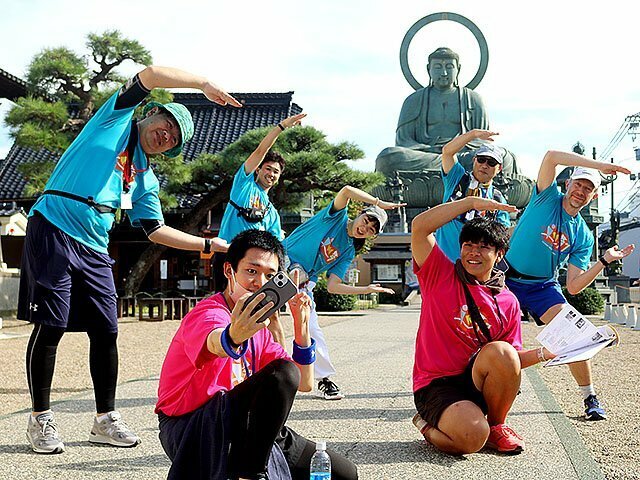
top-left (18, 212), bottom-right (118, 333)
top-left (506, 278), bottom-right (566, 320)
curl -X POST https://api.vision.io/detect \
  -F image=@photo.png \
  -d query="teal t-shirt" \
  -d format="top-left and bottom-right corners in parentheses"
top-left (31, 90), bottom-right (163, 254)
top-left (435, 162), bottom-right (511, 261)
top-left (218, 165), bottom-right (283, 242)
top-left (284, 201), bottom-right (355, 282)
top-left (506, 181), bottom-right (594, 283)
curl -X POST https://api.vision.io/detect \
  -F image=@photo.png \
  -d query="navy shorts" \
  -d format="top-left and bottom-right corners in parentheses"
top-left (506, 278), bottom-right (566, 320)
top-left (18, 212), bottom-right (118, 333)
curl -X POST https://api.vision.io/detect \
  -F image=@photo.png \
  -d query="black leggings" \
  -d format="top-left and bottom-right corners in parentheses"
top-left (226, 358), bottom-right (299, 479)
top-left (225, 358), bottom-right (357, 480)
top-left (26, 323), bottom-right (119, 413)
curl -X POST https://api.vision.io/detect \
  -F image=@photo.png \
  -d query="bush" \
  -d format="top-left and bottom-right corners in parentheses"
top-left (561, 287), bottom-right (605, 315)
top-left (312, 275), bottom-right (357, 312)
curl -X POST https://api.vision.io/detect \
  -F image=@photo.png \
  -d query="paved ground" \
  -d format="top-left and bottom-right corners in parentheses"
top-left (0, 303), bottom-right (638, 479)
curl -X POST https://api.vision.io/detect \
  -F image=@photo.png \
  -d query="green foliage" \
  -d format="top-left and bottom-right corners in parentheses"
top-left (86, 30), bottom-right (152, 69)
top-left (562, 287), bottom-right (605, 315)
top-left (312, 275), bottom-right (357, 312)
top-left (174, 124), bottom-right (384, 214)
top-left (17, 161), bottom-right (57, 197)
top-left (5, 97), bottom-right (72, 152)
top-left (27, 47), bottom-right (87, 101)
top-left (7, 30), bottom-right (154, 196)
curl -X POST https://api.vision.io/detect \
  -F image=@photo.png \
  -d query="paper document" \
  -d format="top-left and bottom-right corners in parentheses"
top-left (535, 304), bottom-right (618, 367)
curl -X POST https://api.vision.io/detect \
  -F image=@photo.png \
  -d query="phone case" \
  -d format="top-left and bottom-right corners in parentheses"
top-left (246, 272), bottom-right (298, 323)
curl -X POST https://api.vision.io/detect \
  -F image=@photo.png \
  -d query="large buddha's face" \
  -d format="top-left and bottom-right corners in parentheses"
top-left (428, 57), bottom-right (458, 90)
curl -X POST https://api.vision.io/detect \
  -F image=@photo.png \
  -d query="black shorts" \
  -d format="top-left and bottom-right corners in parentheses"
top-left (414, 356), bottom-right (488, 428)
top-left (17, 212), bottom-right (118, 333)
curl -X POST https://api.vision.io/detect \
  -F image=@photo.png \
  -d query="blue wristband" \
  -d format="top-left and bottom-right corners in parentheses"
top-left (292, 338), bottom-right (316, 365)
top-left (221, 325), bottom-right (248, 360)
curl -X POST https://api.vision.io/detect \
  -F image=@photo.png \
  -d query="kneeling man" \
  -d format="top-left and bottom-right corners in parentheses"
top-left (410, 197), bottom-right (554, 455)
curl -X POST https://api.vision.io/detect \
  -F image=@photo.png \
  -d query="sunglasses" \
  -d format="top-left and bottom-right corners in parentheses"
top-left (475, 156), bottom-right (500, 168)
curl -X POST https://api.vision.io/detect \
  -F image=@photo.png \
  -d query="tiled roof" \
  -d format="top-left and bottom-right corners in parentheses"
top-left (0, 91), bottom-right (302, 205)
top-left (0, 68), bottom-right (28, 101)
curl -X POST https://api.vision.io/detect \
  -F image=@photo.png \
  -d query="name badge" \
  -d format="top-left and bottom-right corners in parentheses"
top-left (121, 192), bottom-right (133, 210)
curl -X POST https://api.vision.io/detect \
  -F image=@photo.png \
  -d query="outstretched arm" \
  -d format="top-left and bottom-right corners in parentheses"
top-left (326, 273), bottom-right (395, 295)
top-left (536, 150), bottom-right (630, 193)
top-left (441, 129), bottom-right (498, 175)
top-left (332, 185), bottom-right (406, 212)
top-left (565, 244), bottom-right (635, 295)
top-left (243, 113), bottom-right (306, 175)
top-left (149, 225), bottom-right (229, 253)
top-left (411, 198), bottom-right (518, 268)
top-left (138, 65), bottom-right (242, 107)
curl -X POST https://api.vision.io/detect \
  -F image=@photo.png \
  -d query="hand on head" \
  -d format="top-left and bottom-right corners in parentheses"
top-left (470, 129), bottom-right (499, 141)
top-left (378, 200), bottom-right (407, 210)
top-left (470, 197), bottom-right (518, 214)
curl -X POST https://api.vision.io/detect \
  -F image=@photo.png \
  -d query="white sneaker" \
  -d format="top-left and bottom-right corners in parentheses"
top-left (26, 412), bottom-right (65, 454)
top-left (316, 378), bottom-right (345, 400)
top-left (89, 411), bottom-right (140, 447)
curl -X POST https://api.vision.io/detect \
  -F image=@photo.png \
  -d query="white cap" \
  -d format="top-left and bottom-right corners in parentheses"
top-left (570, 167), bottom-right (602, 189)
top-left (316, 441), bottom-right (327, 451)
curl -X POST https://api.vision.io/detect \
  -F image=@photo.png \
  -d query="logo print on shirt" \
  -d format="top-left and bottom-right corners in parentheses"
top-left (541, 224), bottom-right (570, 253)
top-left (231, 356), bottom-right (251, 387)
top-left (249, 194), bottom-right (266, 210)
top-left (320, 237), bottom-right (340, 264)
top-left (454, 304), bottom-right (492, 344)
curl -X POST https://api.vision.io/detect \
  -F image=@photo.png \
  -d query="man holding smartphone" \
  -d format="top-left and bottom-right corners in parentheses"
top-left (156, 230), bottom-right (357, 480)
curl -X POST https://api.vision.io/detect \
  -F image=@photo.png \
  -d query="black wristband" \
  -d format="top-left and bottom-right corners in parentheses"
top-left (277, 123), bottom-right (285, 131)
top-left (599, 255), bottom-right (610, 267)
top-left (203, 238), bottom-right (212, 254)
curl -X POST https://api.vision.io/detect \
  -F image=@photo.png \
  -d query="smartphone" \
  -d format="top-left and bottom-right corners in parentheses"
top-left (245, 271), bottom-right (298, 323)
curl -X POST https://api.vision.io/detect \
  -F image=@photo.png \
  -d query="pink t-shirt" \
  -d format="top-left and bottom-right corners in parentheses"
top-left (155, 292), bottom-right (290, 416)
top-left (413, 245), bottom-right (522, 392)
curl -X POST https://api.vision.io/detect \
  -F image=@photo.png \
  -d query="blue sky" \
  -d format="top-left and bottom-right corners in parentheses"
top-left (2, 0), bottom-right (640, 212)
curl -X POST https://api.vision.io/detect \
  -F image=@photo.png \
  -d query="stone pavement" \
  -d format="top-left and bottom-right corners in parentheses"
top-left (0, 305), bottom-right (607, 480)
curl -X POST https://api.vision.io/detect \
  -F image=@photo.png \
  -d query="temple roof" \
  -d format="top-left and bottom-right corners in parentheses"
top-left (0, 90), bottom-right (302, 205)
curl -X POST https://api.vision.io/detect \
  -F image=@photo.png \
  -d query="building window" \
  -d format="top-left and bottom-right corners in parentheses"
top-left (374, 264), bottom-right (401, 282)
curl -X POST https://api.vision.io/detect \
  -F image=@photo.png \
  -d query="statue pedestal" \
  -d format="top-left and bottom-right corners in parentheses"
top-left (608, 275), bottom-right (631, 303)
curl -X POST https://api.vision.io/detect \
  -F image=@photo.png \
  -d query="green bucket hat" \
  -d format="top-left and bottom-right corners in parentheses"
top-left (143, 101), bottom-right (194, 158)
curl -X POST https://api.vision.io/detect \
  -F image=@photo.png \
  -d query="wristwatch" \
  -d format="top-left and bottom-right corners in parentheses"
top-left (203, 238), bottom-right (212, 254)
top-left (599, 255), bottom-right (610, 267)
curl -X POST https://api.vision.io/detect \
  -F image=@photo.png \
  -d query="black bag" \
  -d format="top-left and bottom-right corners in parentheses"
top-left (229, 199), bottom-right (271, 223)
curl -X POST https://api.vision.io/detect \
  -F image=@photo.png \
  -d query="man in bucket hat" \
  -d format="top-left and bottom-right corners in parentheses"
top-left (505, 150), bottom-right (634, 421)
top-left (19, 65), bottom-right (241, 454)
top-left (437, 129), bottom-right (511, 262)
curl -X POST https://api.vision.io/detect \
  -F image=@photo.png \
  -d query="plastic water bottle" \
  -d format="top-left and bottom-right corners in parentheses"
top-left (310, 441), bottom-right (331, 480)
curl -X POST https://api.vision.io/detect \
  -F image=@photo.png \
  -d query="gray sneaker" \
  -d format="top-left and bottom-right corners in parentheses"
top-left (89, 411), bottom-right (140, 447)
top-left (26, 412), bottom-right (65, 454)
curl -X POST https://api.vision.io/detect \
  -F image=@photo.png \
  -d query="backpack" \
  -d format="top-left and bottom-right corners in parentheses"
top-left (449, 171), bottom-right (507, 223)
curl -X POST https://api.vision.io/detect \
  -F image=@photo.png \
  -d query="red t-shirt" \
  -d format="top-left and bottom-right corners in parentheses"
top-left (412, 245), bottom-right (522, 392)
top-left (155, 292), bottom-right (290, 416)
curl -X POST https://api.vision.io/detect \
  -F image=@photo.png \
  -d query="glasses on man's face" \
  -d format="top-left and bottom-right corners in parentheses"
top-left (475, 156), bottom-right (500, 168)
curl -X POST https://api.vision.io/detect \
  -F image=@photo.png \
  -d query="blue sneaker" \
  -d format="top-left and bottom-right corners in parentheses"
top-left (584, 394), bottom-right (607, 421)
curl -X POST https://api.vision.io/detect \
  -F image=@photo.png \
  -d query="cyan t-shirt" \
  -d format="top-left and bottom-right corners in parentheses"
top-left (32, 90), bottom-right (163, 254)
top-left (506, 181), bottom-right (594, 283)
top-left (283, 201), bottom-right (355, 282)
top-left (435, 162), bottom-right (511, 261)
top-left (218, 166), bottom-right (283, 242)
